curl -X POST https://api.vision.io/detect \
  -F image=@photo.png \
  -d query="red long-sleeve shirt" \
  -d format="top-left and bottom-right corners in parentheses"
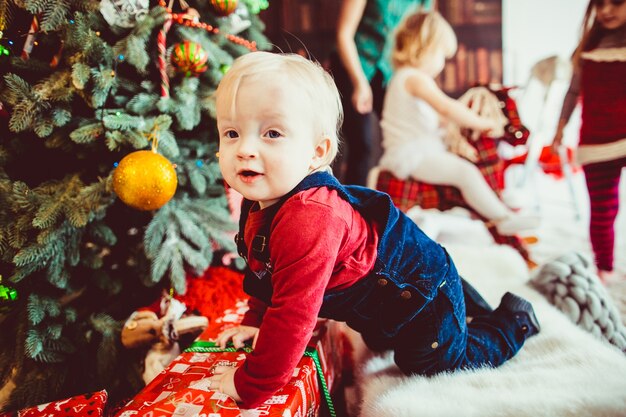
top-left (233, 187), bottom-right (378, 408)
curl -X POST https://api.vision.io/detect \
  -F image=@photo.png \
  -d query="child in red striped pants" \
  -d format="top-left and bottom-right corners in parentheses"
top-left (553, 0), bottom-right (626, 282)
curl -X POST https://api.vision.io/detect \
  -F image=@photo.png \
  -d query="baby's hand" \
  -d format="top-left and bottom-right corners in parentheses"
top-left (215, 325), bottom-right (259, 349)
top-left (208, 365), bottom-right (241, 402)
top-left (472, 120), bottom-right (500, 140)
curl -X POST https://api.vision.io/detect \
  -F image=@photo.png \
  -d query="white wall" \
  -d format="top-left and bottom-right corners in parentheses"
top-left (503, 0), bottom-right (588, 86)
top-left (503, 0), bottom-right (588, 148)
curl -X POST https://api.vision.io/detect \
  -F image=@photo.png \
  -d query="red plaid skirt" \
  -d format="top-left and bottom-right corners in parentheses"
top-left (375, 137), bottom-right (529, 261)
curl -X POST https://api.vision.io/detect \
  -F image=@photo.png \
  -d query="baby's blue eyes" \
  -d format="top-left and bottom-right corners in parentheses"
top-left (222, 130), bottom-right (282, 139)
top-left (266, 130), bottom-right (281, 139)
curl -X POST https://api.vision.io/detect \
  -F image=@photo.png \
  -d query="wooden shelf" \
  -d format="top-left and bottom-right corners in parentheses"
top-left (439, 0), bottom-right (503, 95)
top-left (452, 24), bottom-right (502, 48)
top-left (259, 0), bottom-right (339, 66)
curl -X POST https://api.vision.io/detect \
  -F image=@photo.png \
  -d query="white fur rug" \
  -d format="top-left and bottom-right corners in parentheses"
top-left (348, 244), bottom-right (626, 417)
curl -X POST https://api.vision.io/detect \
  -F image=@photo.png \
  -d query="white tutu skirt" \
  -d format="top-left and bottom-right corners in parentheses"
top-left (378, 141), bottom-right (446, 180)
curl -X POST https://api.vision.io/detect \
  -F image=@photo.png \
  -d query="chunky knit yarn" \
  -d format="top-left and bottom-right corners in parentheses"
top-left (531, 251), bottom-right (626, 352)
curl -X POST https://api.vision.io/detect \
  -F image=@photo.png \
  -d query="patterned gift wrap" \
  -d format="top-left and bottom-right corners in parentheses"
top-left (376, 136), bottom-right (530, 261)
top-left (0, 390), bottom-right (108, 417)
top-left (115, 301), bottom-right (344, 417)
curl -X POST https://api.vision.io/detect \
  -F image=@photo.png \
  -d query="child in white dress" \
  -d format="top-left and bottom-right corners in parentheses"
top-left (379, 10), bottom-right (539, 235)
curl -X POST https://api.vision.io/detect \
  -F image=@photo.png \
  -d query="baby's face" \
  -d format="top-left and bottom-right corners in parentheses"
top-left (217, 74), bottom-right (322, 209)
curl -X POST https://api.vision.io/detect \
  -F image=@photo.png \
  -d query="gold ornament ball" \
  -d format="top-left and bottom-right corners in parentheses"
top-left (113, 150), bottom-right (178, 211)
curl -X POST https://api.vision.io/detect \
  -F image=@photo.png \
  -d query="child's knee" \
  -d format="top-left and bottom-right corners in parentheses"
top-left (392, 293), bottom-right (468, 375)
top-left (462, 162), bottom-right (484, 181)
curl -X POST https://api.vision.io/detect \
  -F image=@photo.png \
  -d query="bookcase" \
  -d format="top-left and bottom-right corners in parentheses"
top-left (258, 0), bottom-right (340, 68)
top-left (438, 0), bottom-right (503, 97)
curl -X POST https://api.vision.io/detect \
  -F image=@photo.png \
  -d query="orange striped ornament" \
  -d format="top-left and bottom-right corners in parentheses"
top-left (210, 0), bottom-right (238, 16)
top-left (171, 40), bottom-right (209, 77)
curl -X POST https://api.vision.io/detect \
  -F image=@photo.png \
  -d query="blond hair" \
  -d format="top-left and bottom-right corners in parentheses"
top-left (391, 10), bottom-right (457, 69)
top-left (214, 52), bottom-right (343, 169)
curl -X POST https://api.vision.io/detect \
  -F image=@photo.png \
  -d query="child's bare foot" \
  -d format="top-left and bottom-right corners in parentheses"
top-left (598, 269), bottom-right (626, 284)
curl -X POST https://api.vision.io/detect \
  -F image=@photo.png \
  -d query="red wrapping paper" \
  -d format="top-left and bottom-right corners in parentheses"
top-left (115, 300), bottom-right (343, 417)
top-left (0, 390), bottom-right (108, 417)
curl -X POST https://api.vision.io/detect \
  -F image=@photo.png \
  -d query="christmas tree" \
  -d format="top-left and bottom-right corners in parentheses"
top-left (0, 0), bottom-right (269, 410)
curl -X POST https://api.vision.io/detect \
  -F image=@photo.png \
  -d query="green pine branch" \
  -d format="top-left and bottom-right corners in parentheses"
top-left (1, 0), bottom-right (270, 408)
top-left (90, 313), bottom-right (121, 382)
top-left (112, 7), bottom-right (167, 74)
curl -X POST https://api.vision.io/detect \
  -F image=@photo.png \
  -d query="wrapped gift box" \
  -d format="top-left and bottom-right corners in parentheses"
top-left (0, 390), bottom-right (108, 417)
top-left (115, 300), bottom-right (344, 417)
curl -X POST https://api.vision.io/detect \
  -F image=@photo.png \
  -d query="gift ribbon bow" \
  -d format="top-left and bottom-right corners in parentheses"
top-left (184, 341), bottom-right (336, 417)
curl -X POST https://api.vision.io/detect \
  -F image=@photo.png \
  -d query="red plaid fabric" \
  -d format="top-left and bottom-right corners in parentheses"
top-left (375, 136), bottom-right (529, 261)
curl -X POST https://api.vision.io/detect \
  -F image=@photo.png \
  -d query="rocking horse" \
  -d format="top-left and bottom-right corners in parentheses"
top-left (369, 86), bottom-right (533, 261)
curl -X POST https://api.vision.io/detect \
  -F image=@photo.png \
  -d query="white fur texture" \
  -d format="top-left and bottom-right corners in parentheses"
top-left (351, 244), bottom-right (626, 417)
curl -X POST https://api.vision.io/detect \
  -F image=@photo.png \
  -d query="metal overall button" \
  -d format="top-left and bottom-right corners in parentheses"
top-left (400, 290), bottom-right (412, 300)
top-left (377, 278), bottom-right (388, 286)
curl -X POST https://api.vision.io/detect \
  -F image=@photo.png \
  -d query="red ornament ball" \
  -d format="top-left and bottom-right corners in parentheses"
top-left (171, 40), bottom-right (209, 77)
top-left (210, 0), bottom-right (238, 16)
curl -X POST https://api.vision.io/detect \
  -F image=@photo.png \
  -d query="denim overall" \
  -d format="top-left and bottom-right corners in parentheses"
top-left (236, 172), bottom-right (528, 376)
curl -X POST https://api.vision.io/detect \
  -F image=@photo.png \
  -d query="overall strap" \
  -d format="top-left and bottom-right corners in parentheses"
top-left (234, 198), bottom-right (270, 262)
top-left (233, 172), bottom-right (340, 264)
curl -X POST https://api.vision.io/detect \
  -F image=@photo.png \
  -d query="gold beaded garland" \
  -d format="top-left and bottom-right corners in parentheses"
top-left (113, 150), bottom-right (178, 211)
